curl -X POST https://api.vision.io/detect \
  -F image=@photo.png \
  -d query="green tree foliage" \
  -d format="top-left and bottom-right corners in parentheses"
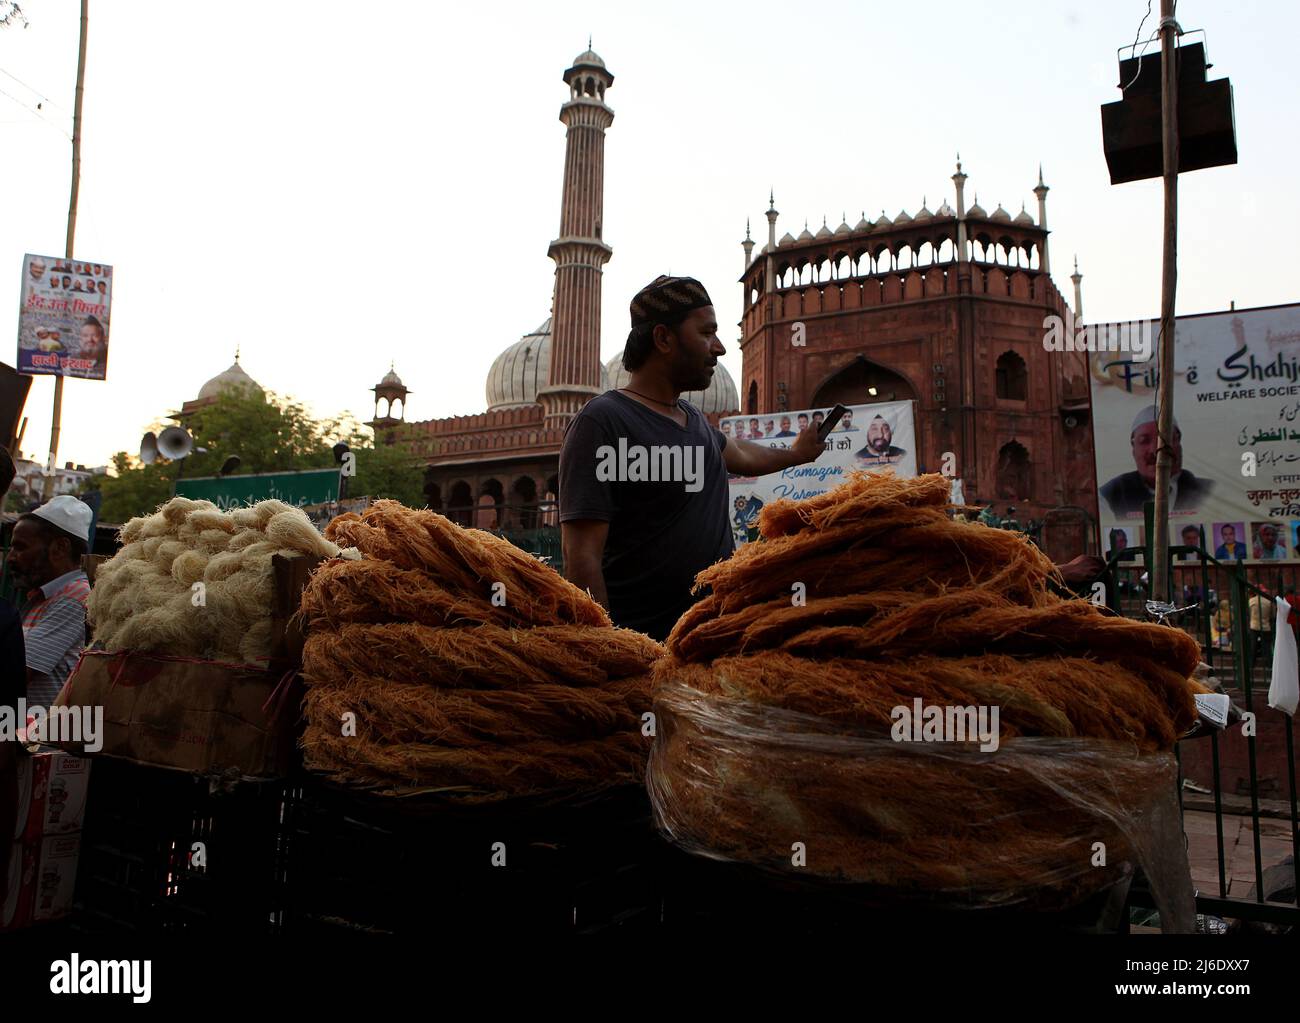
top-left (349, 441), bottom-right (427, 508)
top-left (87, 386), bottom-right (425, 522)
top-left (179, 385), bottom-right (365, 477)
top-left (83, 453), bottom-right (175, 525)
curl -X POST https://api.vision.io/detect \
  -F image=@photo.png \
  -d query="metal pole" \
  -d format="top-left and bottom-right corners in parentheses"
top-left (1150, 0), bottom-right (1179, 602)
top-left (42, 0), bottom-right (89, 503)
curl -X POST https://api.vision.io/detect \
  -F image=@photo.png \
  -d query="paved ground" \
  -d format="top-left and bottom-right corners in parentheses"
top-left (1184, 809), bottom-right (1294, 899)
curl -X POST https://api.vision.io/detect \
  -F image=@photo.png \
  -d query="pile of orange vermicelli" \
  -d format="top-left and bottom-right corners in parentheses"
top-left (298, 500), bottom-right (660, 802)
top-left (648, 472), bottom-right (1202, 926)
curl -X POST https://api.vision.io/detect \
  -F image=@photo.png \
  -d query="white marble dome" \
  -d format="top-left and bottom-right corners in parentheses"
top-left (486, 318), bottom-right (612, 411)
top-left (197, 358), bottom-right (262, 401)
top-left (604, 351), bottom-right (740, 413)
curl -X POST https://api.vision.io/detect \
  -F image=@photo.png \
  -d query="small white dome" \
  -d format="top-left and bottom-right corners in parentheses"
top-left (854, 212), bottom-right (873, 232)
top-left (815, 219), bottom-right (833, 239)
top-left (797, 223), bottom-right (815, 242)
top-left (967, 199), bottom-right (988, 219)
top-left (991, 204), bottom-right (1012, 223)
top-left (605, 352), bottom-right (740, 414)
top-left (197, 360), bottom-right (262, 401)
top-left (936, 199), bottom-right (956, 217)
top-left (874, 211), bottom-right (893, 229)
top-left (779, 231), bottom-right (796, 247)
top-left (894, 209), bottom-right (913, 226)
top-left (1013, 205), bottom-right (1035, 226)
top-left (572, 48), bottom-right (605, 69)
top-left (486, 318), bottom-right (611, 411)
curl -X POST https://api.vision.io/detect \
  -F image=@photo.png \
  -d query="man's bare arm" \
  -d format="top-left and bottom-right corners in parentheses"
top-left (562, 519), bottom-right (610, 609)
top-left (724, 425), bottom-right (825, 477)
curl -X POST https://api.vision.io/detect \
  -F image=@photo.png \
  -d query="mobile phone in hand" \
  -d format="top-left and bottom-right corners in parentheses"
top-left (817, 404), bottom-right (849, 443)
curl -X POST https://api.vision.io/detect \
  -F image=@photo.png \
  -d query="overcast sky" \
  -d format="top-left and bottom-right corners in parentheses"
top-left (1, 0), bottom-right (1294, 470)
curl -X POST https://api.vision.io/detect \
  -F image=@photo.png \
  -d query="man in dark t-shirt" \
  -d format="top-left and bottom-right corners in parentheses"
top-left (559, 275), bottom-right (824, 640)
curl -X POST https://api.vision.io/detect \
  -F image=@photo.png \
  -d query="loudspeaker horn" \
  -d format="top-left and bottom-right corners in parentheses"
top-left (157, 426), bottom-right (194, 460)
top-left (140, 432), bottom-right (159, 465)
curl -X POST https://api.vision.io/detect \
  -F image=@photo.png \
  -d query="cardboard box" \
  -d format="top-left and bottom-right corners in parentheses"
top-left (1, 839), bottom-right (34, 930)
top-left (53, 650), bottom-right (300, 779)
top-left (12, 746), bottom-right (92, 843)
top-left (32, 834), bottom-right (81, 922)
top-left (1, 833), bottom-right (82, 930)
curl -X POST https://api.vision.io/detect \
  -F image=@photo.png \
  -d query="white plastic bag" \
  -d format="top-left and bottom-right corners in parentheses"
top-left (1268, 597), bottom-right (1298, 716)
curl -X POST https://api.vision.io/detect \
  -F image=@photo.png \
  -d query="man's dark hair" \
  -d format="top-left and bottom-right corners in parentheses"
top-left (83, 315), bottom-right (104, 334)
top-left (17, 512), bottom-right (89, 562)
top-left (623, 308), bottom-right (693, 373)
top-left (0, 444), bottom-right (14, 494)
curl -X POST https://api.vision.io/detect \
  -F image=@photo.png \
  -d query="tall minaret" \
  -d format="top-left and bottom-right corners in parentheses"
top-left (741, 219), bottom-right (754, 270)
top-left (951, 154), bottom-right (969, 262)
top-left (1033, 165), bottom-right (1051, 274)
top-left (764, 191), bottom-right (779, 293)
top-left (539, 45), bottom-right (615, 428)
top-left (1070, 255), bottom-right (1084, 321)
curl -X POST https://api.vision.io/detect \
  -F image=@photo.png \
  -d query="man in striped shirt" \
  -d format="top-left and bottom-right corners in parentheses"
top-left (9, 495), bottom-right (93, 709)
top-left (1, 445), bottom-right (26, 916)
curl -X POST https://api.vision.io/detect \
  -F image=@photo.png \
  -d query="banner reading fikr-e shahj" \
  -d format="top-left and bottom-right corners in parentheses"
top-left (1088, 303), bottom-right (1300, 564)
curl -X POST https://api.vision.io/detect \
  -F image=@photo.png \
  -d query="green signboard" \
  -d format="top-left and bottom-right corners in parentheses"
top-left (174, 467), bottom-right (341, 509)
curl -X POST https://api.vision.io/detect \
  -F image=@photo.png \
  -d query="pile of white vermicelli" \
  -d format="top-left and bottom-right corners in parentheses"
top-left (87, 496), bottom-right (344, 665)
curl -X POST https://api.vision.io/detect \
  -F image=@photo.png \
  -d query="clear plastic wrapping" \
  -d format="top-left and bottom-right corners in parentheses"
top-left (648, 681), bottom-right (1195, 932)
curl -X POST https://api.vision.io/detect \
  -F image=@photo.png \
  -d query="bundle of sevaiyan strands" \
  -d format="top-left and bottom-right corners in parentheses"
top-left (297, 500), bottom-right (661, 801)
top-left (87, 497), bottom-right (342, 664)
top-left (648, 472), bottom-right (1204, 916)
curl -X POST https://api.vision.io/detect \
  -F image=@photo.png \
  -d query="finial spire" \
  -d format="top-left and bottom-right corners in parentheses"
top-left (588, 33), bottom-right (592, 49)
top-left (1038, 163), bottom-right (1044, 187)
top-left (768, 188), bottom-right (774, 209)
top-left (234, 345), bottom-right (240, 363)
top-left (745, 218), bottom-right (751, 240)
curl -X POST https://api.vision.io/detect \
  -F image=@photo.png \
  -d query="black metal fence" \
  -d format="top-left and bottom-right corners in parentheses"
top-left (1096, 539), bottom-right (1299, 930)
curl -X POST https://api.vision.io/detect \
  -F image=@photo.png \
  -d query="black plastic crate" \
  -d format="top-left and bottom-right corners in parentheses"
top-left (653, 843), bottom-right (1135, 936)
top-left (71, 757), bottom-right (293, 935)
top-left (281, 780), bottom-right (661, 936)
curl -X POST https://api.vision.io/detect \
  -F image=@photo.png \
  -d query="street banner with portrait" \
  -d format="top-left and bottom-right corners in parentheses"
top-left (721, 400), bottom-right (917, 546)
top-left (15, 253), bottom-right (113, 380)
top-left (1089, 303), bottom-right (1300, 565)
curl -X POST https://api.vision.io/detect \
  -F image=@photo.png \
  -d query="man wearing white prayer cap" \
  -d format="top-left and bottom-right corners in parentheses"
top-left (1099, 404), bottom-right (1214, 517)
top-left (8, 495), bottom-right (93, 709)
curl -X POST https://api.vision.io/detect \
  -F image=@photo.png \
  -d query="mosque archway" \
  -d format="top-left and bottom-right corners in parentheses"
top-left (810, 355), bottom-right (918, 408)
